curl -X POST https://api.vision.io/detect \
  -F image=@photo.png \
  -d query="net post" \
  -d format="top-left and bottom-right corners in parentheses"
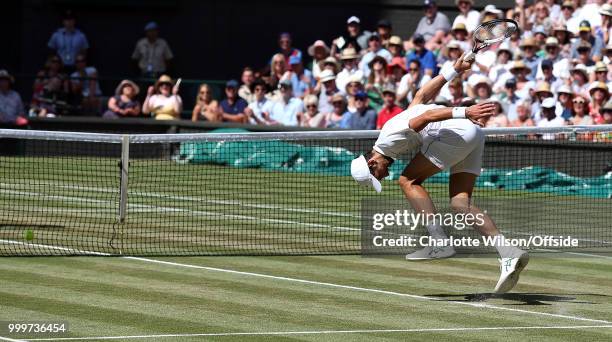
top-left (118, 135), bottom-right (130, 224)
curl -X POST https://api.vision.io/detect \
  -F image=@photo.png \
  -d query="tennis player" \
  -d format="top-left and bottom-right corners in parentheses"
top-left (351, 54), bottom-right (528, 293)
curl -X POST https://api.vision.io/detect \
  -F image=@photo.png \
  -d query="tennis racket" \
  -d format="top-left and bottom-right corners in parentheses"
top-left (464, 19), bottom-right (519, 62)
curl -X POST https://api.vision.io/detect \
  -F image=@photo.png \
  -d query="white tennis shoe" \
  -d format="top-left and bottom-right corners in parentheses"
top-left (494, 252), bottom-right (529, 294)
top-left (405, 246), bottom-right (456, 261)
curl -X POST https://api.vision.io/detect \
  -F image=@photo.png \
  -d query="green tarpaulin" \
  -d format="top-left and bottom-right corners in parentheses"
top-left (177, 129), bottom-right (612, 199)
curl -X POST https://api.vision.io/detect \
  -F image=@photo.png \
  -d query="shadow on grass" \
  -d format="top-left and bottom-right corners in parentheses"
top-left (426, 293), bottom-right (606, 305)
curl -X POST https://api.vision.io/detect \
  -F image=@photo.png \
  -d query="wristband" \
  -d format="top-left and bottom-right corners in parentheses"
top-left (452, 107), bottom-right (466, 119)
top-left (440, 64), bottom-right (459, 81)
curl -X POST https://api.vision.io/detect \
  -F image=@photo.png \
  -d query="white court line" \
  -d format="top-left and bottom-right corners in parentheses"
top-left (24, 325), bottom-right (612, 341)
top-left (2, 239), bottom-right (611, 326)
top-left (0, 336), bottom-right (27, 342)
top-left (0, 189), bottom-right (358, 232)
top-left (0, 181), bottom-right (360, 219)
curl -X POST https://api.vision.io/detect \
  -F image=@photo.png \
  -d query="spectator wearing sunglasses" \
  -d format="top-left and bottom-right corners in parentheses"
top-left (571, 21), bottom-right (604, 60)
top-left (569, 94), bottom-right (593, 125)
top-left (191, 83), bottom-right (219, 122)
top-left (344, 90), bottom-right (376, 130)
top-left (519, 37), bottom-right (541, 81)
top-left (245, 79), bottom-right (272, 125)
top-left (262, 80), bottom-right (303, 126)
top-left (299, 94), bottom-right (325, 127)
top-left (593, 62), bottom-right (611, 89)
top-left (397, 59), bottom-right (431, 103)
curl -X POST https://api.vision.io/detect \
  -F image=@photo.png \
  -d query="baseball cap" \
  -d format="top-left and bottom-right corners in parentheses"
top-left (226, 79), bottom-right (239, 88)
top-left (278, 79), bottom-right (292, 88)
top-left (424, 0), bottom-right (436, 7)
top-left (347, 16), bottom-right (360, 24)
top-left (579, 20), bottom-right (591, 32)
top-left (541, 97), bottom-right (556, 109)
top-left (541, 59), bottom-right (553, 69)
top-left (288, 54), bottom-right (302, 65)
top-left (351, 155), bottom-right (382, 193)
top-left (413, 34), bottom-right (425, 44)
top-left (377, 19), bottom-right (392, 28)
top-left (144, 21), bottom-right (158, 31)
top-left (355, 90), bottom-right (368, 99)
top-left (505, 78), bottom-right (517, 88)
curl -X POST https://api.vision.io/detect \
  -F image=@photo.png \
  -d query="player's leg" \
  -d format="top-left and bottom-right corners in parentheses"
top-left (399, 153), bottom-right (456, 260)
top-left (449, 145), bottom-right (528, 294)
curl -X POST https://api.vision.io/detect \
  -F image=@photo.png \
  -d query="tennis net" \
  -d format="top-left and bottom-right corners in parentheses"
top-left (1, 126), bottom-right (611, 256)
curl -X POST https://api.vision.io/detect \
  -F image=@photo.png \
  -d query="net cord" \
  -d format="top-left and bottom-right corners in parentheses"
top-left (1, 125), bottom-right (611, 143)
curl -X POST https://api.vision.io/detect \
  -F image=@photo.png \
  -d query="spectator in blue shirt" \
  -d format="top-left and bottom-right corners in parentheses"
top-left (572, 20), bottom-right (604, 60)
top-left (345, 91), bottom-right (377, 129)
top-left (220, 80), bottom-right (248, 123)
top-left (288, 54), bottom-right (315, 98)
top-left (406, 34), bottom-right (437, 77)
top-left (263, 80), bottom-right (304, 126)
top-left (47, 10), bottom-right (89, 71)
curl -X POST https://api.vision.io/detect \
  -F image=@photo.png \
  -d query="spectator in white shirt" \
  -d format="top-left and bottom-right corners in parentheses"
top-left (263, 80), bottom-right (303, 126)
top-left (245, 79), bottom-right (273, 125)
top-left (537, 98), bottom-right (566, 137)
top-left (397, 59), bottom-right (431, 103)
top-left (453, 0), bottom-right (480, 33)
top-left (336, 48), bottom-right (363, 94)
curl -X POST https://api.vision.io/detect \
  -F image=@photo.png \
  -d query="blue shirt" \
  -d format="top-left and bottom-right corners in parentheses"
top-left (263, 97), bottom-right (303, 126)
top-left (290, 69), bottom-right (315, 98)
top-left (407, 49), bottom-right (437, 75)
top-left (220, 98), bottom-right (248, 115)
top-left (523, 56), bottom-right (541, 81)
top-left (48, 28), bottom-right (89, 66)
top-left (345, 107), bottom-right (377, 130)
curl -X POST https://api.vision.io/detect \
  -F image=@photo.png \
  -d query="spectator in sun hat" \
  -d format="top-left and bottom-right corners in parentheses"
top-left (316, 70), bottom-right (339, 114)
top-left (318, 56), bottom-right (340, 76)
top-left (593, 61), bottom-right (611, 88)
top-left (345, 90), bottom-right (377, 130)
top-left (142, 74), bottom-right (182, 120)
top-left (376, 19), bottom-right (393, 48)
top-left (599, 100), bottom-right (612, 125)
top-left (132, 21), bottom-right (173, 77)
top-left (344, 74), bottom-right (365, 112)
top-left (481, 4), bottom-right (503, 23)
top-left (570, 64), bottom-right (590, 97)
top-left (571, 20), bottom-right (604, 60)
top-left (589, 81), bottom-right (610, 118)
top-left (537, 97), bottom-right (566, 134)
top-left (0, 70), bottom-right (26, 125)
top-left (599, 3), bottom-right (612, 45)
top-left (604, 43), bottom-right (612, 64)
top-left (307, 40), bottom-right (330, 80)
top-left (556, 84), bottom-right (574, 120)
top-left (331, 16), bottom-right (371, 56)
top-left (450, 22), bottom-right (471, 52)
top-left (376, 84), bottom-right (402, 129)
top-left (261, 79), bottom-right (303, 126)
top-left (219, 79), bottom-right (248, 123)
top-left (453, 0), bottom-right (480, 33)
top-left (287, 53), bottom-right (314, 98)
top-left (438, 40), bottom-right (463, 73)
top-left (535, 37), bottom-right (571, 80)
top-left (103, 79), bottom-right (141, 119)
top-left (359, 33), bottom-right (392, 77)
top-left (47, 10), bottom-right (89, 72)
top-left (553, 24), bottom-right (573, 57)
top-left (520, 37), bottom-right (541, 81)
top-left (387, 36), bottom-right (404, 58)
top-left (569, 94), bottom-right (594, 125)
top-left (414, 0), bottom-right (450, 50)
top-left (406, 34), bottom-right (437, 76)
top-left (532, 81), bottom-right (556, 121)
top-left (336, 48), bottom-right (364, 95)
top-left (510, 60), bottom-right (536, 100)
top-left (365, 56), bottom-right (389, 95)
top-left (469, 75), bottom-right (493, 102)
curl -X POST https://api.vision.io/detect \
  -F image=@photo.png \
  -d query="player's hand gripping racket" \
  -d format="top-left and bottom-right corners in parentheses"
top-left (464, 19), bottom-right (519, 62)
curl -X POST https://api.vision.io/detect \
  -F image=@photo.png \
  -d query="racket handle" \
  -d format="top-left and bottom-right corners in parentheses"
top-left (464, 51), bottom-right (476, 62)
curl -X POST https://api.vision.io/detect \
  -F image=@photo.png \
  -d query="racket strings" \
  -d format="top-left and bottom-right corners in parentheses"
top-left (474, 21), bottom-right (517, 44)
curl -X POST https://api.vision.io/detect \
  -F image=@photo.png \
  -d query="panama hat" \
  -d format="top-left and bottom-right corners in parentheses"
top-left (307, 40), bottom-right (330, 56)
top-left (115, 79), bottom-right (140, 96)
top-left (154, 74), bottom-right (174, 90)
top-left (340, 48), bottom-right (359, 60)
top-left (319, 69), bottom-right (336, 83)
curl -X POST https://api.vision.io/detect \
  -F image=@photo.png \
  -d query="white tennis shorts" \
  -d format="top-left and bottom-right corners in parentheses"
top-left (420, 119), bottom-right (484, 175)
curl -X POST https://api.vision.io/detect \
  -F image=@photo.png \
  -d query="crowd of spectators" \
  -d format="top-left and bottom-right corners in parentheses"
top-left (2, 1), bottom-right (612, 130)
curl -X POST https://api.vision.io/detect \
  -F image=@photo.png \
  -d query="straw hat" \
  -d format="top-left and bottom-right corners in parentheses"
top-left (345, 74), bottom-right (364, 92)
top-left (340, 48), bottom-right (359, 60)
top-left (553, 24), bottom-right (572, 36)
top-left (589, 81), bottom-right (609, 95)
top-left (319, 69), bottom-right (336, 83)
top-left (388, 35), bottom-right (402, 46)
top-left (307, 40), bottom-right (330, 56)
top-left (545, 37), bottom-right (559, 47)
top-left (510, 60), bottom-right (531, 73)
top-left (519, 37), bottom-right (537, 48)
top-left (595, 61), bottom-right (608, 73)
top-left (600, 100), bottom-right (612, 114)
top-left (154, 74), bottom-right (174, 90)
top-left (115, 79), bottom-right (140, 96)
top-left (557, 85), bottom-right (573, 95)
top-left (473, 75), bottom-right (492, 87)
top-left (382, 84), bottom-right (396, 95)
top-left (452, 22), bottom-right (468, 33)
top-left (319, 56), bottom-right (340, 73)
top-left (535, 82), bottom-right (553, 96)
top-left (600, 4), bottom-right (612, 17)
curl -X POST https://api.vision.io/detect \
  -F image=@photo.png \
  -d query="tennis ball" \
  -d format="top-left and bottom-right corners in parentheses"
top-left (24, 230), bottom-right (34, 241)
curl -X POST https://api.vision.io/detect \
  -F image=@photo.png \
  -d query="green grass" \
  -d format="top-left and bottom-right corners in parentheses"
top-left (1, 156), bottom-right (612, 341)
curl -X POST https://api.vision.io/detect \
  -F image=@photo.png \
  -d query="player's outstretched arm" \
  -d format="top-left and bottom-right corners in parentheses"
top-left (409, 102), bottom-right (497, 132)
top-left (409, 54), bottom-right (474, 109)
